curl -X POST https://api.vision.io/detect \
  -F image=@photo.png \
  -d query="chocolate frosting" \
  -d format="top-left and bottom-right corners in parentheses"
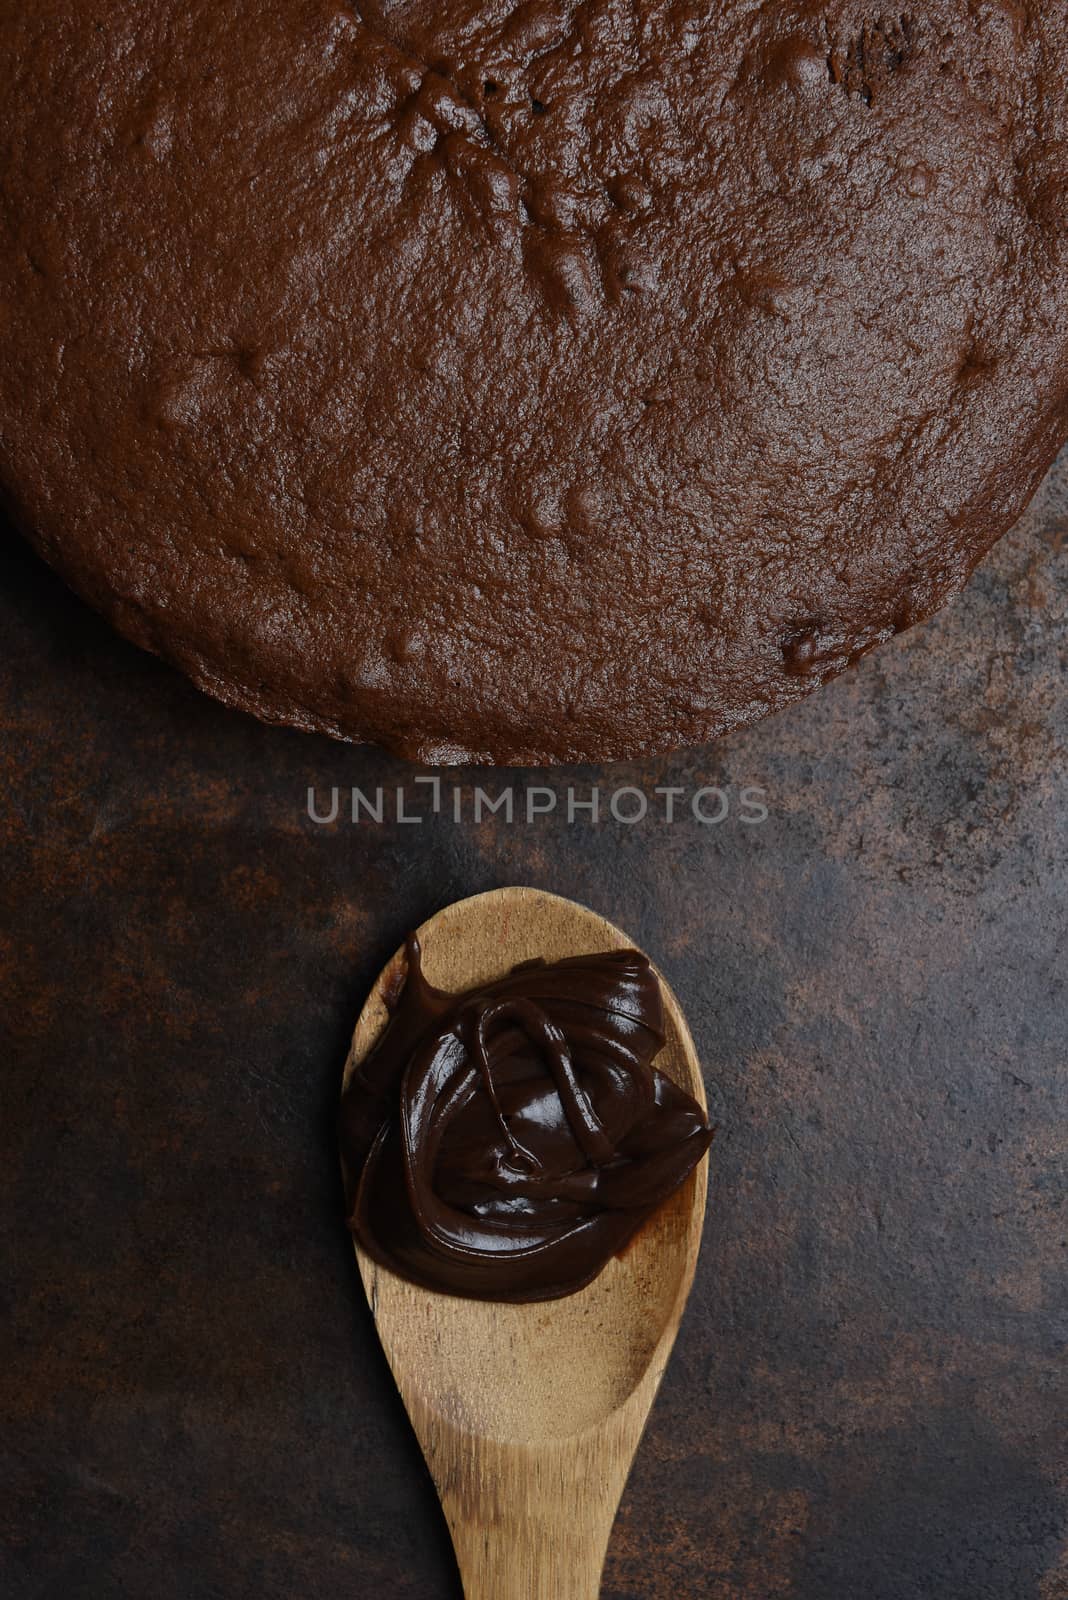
top-left (341, 939), bottom-right (713, 1301)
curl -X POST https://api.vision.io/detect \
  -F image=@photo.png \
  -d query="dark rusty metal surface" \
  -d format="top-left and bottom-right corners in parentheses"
top-left (1, 453), bottom-right (1067, 1600)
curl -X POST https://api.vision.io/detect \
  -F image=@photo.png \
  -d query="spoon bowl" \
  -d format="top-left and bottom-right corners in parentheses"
top-left (342, 887), bottom-right (709, 1598)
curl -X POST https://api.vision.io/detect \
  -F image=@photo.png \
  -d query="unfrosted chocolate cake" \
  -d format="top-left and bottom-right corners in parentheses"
top-left (1, 1), bottom-right (1067, 762)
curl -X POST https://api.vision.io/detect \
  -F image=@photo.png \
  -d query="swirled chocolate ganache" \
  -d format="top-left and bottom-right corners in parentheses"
top-left (340, 939), bottom-right (712, 1301)
top-left (2, 2), bottom-right (1068, 761)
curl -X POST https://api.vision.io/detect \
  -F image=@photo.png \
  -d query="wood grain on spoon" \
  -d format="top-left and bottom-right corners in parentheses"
top-left (342, 887), bottom-right (709, 1600)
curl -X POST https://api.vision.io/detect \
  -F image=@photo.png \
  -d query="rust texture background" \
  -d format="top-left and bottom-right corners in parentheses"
top-left (1, 453), bottom-right (1066, 1600)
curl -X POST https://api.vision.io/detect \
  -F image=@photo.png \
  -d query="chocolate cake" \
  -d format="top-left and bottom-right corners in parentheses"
top-left (2, 2), bottom-right (1067, 763)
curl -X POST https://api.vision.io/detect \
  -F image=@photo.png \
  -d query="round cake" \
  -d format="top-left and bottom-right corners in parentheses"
top-left (2, 2), bottom-right (1067, 763)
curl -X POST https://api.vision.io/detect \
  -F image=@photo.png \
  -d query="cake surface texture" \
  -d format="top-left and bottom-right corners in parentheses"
top-left (2, 0), bottom-right (1067, 762)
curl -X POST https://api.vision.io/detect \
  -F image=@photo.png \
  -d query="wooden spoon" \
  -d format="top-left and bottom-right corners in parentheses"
top-left (342, 886), bottom-right (709, 1600)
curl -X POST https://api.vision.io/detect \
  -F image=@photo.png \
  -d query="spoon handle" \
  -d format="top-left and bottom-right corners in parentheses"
top-left (438, 1429), bottom-right (629, 1600)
